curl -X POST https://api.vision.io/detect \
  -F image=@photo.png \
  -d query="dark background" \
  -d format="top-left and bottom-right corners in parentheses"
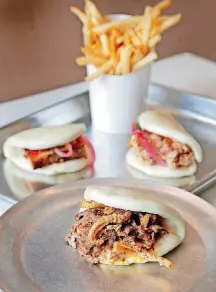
top-left (0, 0), bottom-right (215, 102)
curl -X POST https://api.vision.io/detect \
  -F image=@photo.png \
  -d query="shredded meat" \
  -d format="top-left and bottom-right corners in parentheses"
top-left (24, 138), bottom-right (86, 169)
top-left (130, 132), bottom-right (194, 168)
top-left (80, 201), bottom-right (106, 209)
top-left (65, 201), bottom-right (168, 264)
top-left (88, 211), bottom-right (131, 241)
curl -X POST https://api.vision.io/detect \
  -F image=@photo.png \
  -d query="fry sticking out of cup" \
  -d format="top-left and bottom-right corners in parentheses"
top-left (71, 0), bottom-right (181, 133)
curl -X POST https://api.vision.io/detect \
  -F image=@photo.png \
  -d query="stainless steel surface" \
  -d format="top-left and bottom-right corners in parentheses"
top-left (1, 83), bottom-right (216, 203)
top-left (198, 183), bottom-right (216, 208)
top-left (1, 178), bottom-right (216, 292)
top-left (0, 92), bottom-right (91, 154)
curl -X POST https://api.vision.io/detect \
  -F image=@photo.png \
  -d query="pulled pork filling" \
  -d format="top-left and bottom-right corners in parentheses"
top-left (129, 131), bottom-right (194, 168)
top-left (24, 137), bottom-right (86, 169)
top-left (65, 201), bottom-right (169, 266)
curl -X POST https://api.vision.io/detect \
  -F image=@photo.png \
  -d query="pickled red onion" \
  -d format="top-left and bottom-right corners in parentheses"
top-left (54, 144), bottom-right (73, 158)
top-left (80, 136), bottom-right (96, 166)
top-left (139, 136), bottom-right (167, 167)
top-left (132, 130), bottom-right (144, 135)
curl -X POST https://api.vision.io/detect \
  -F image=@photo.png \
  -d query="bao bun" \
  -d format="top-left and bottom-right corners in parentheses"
top-left (3, 124), bottom-right (90, 175)
top-left (126, 148), bottom-right (197, 178)
top-left (84, 185), bottom-right (185, 257)
top-left (126, 110), bottom-right (203, 178)
top-left (138, 110), bottom-right (202, 162)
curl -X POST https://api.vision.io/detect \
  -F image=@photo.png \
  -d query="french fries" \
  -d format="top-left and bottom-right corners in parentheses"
top-left (70, 0), bottom-right (181, 80)
top-left (142, 6), bottom-right (153, 46)
top-left (76, 55), bottom-right (107, 66)
top-left (120, 45), bottom-right (133, 75)
top-left (131, 48), bottom-right (145, 64)
top-left (115, 61), bottom-right (122, 75)
top-left (70, 7), bottom-right (88, 24)
top-left (149, 34), bottom-right (162, 48)
top-left (92, 17), bottom-right (143, 34)
top-left (128, 29), bottom-right (142, 47)
top-left (160, 14), bottom-right (182, 33)
top-left (100, 34), bottom-right (110, 56)
top-left (154, 0), bottom-right (172, 12)
top-left (133, 52), bottom-right (158, 72)
top-left (85, 60), bottom-right (113, 81)
top-left (84, 0), bottom-right (106, 25)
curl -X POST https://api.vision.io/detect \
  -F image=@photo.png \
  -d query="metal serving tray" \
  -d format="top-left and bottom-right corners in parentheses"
top-left (1, 178), bottom-right (216, 292)
top-left (1, 83), bottom-right (216, 203)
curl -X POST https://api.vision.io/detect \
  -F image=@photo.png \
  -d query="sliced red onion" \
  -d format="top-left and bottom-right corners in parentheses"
top-left (138, 136), bottom-right (167, 167)
top-left (80, 136), bottom-right (96, 166)
top-left (54, 143), bottom-right (73, 158)
top-left (132, 130), bottom-right (144, 135)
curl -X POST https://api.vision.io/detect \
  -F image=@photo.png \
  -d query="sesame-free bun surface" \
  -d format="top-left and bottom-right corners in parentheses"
top-left (3, 124), bottom-right (89, 175)
top-left (126, 148), bottom-right (197, 178)
top-left (84, 185), bottom-right (185, 257)
top-left (138, 110), bottom-right (202, 163)
top-left (3, 144), bottom-right (90, 175)
top-left (3, 124), bottom-right (86, 150)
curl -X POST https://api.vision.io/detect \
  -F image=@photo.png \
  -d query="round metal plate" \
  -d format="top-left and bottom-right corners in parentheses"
top-left (0, 178), bottom-right (216, 292)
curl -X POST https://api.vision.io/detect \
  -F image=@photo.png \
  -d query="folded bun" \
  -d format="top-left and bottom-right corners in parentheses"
top-left (138, 110), bottom-right (202, 163)
top-left (84, 185), bottom-right (185, 257)
top-left (3, 124), bottom-right (86, 150)
top-left (3, 124), bottom-right (90, 175)
top-left (3, 143), bottom-right (90, 175)
top-left (126, 148), bottom-right (197, 178)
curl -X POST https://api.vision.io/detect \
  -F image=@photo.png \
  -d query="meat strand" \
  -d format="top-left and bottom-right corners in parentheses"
top-left (65, 202), bottom-right (168, 264)
top-left (130, 133), bottom-right (194, 169)
top-left (25, 140), bottom-right (86, 169)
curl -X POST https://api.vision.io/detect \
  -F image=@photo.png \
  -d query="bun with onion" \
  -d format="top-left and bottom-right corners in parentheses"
top-left (126, 110), bottom-right (203, 178)
top-left (3, 124), bottom-right (95, 175)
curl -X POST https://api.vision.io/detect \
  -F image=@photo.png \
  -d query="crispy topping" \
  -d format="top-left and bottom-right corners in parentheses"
top-left (88, 211), bottom-right (131, 241)
top-left (80, 201), bottom-right (106, 209)
top-left (140, 213), bottom-right (150, 228)
top-left (65, 201), bottom-right (171, 269)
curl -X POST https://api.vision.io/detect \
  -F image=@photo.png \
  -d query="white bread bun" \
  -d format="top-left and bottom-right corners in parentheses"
top-left (3, 124), bottom-right (90, 175)
top-left (3, 124), bottom-right (89, 175)
top-left (3, 144), bottom-right (90, 175)
top-left (3, 124), bottom-right (86, 150)
top-left (138, 110), bottom-right (203, 163)
top-left (84, 185), bottom-right (185, 257)
top-left (126, 148), bottom-right (197, 178)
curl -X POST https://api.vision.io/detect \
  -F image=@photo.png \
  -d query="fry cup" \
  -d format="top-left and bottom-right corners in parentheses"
top-left (86, 15), bottom-right (152, 134)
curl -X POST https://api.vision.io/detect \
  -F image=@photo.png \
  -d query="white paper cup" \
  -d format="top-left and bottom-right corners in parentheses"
top-left (86, 14), bottom-right (151, 134)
